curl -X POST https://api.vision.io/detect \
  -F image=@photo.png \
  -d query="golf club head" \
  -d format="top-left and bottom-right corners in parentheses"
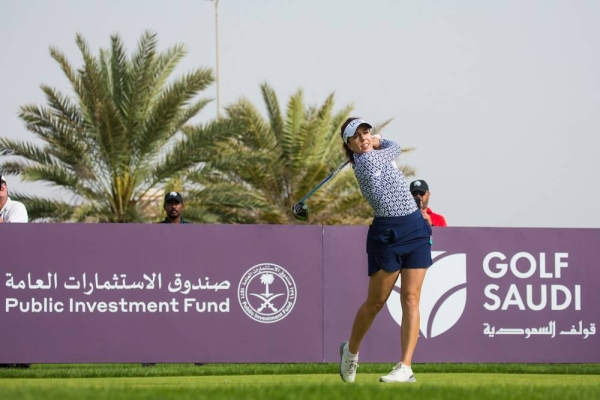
top-left (292, 201), bottom-right (308, 221)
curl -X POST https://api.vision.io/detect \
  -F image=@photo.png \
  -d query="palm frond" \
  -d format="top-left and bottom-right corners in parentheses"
top-left (282, 89), bottom-right (305, 163)
top-left (260, 82), bottom-right (284, 143)
top-left (0, 138), bottom-right (54, 164)
top-left (138, 68), bottom-right (214, 159)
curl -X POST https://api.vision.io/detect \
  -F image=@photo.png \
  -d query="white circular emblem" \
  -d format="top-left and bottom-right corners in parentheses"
top-left (414, 181), bottom-right (422, 187)
top-left (238, 263), bottom-right (297, 324)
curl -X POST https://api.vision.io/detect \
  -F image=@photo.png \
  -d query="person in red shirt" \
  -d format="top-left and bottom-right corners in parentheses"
top-left (409, 180), bottom-right (447, 227)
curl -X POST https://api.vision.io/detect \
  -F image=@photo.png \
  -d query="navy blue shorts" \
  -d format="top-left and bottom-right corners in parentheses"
top-left (366, 210), bottom-right (432, 276)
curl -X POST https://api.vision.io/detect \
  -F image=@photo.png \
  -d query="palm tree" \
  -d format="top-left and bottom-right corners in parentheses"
top-left (185, 83), bottom-right (413, 225)
top-left (0, 31), bottom-right (227, 222)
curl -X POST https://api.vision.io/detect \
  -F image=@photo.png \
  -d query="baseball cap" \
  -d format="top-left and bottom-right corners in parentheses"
top-left (164, 191), bottom-right (183, 203)
top-left (410, 180), bottom-right (429, 194)
top-left (0, 175), bottom-right (6, 185)
top-left (342, 118), bottom-right (373, 144)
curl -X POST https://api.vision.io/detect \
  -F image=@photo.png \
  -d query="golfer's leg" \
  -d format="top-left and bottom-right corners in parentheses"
top-left (348, 269), bottom-right (400, 354)
top-left (399, 268), bottom-right (427, 366)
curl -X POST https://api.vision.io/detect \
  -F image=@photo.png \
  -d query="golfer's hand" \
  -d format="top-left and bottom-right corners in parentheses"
top-left (372, 134), bottom-right (382, 149)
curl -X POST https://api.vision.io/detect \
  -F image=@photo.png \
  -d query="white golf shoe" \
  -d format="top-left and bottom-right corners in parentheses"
top-left (339, 341), bottom-right (358, 383)
top-left (379, 362), bottom-right (416, 383)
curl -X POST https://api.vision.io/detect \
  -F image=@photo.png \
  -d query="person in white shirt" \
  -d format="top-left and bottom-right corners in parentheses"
top-left (0, 175), bottom-right (30, 368)
top-left (0, 175), bottom-right (28, 223)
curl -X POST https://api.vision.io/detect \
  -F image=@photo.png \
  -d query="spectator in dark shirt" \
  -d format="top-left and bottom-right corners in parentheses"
top-left (159, 192), bottom-right (189, 224)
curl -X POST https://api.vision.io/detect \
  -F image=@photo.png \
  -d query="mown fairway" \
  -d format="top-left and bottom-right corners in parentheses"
top-left (1, 364), bottom-right (599, 400)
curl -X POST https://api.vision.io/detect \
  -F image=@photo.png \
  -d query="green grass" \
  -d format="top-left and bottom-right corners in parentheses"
top-left (1, 364), bottom-right (599, 400)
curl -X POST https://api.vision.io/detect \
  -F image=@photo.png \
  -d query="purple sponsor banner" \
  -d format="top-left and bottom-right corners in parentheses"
top-left (324, 226), bottom-right (600, 363)
top-left (2, 225), bottom-right (599, 363)
top-left (0, 224), bottom-right (323, 363)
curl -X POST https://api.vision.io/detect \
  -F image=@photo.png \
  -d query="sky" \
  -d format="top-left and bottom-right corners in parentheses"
top-left (1, 0), bottom-right (599, 228)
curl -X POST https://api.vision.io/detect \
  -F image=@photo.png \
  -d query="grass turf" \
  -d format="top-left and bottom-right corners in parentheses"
top-left (1, 364), bottom-right (599, 400)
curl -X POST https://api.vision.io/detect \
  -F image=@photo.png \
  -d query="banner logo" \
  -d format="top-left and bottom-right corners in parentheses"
top-left (386, 251), bottom-right (467, 338)
top-left (238, 263), bottom-right (297, 324)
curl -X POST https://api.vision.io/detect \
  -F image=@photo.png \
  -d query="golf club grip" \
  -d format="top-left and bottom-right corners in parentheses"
top-left (298, 161), bottom-right (350, 203)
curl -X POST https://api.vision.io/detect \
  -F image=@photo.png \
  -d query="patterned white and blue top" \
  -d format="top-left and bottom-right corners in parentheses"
top-left (353, 139), bottom-right (418, 217)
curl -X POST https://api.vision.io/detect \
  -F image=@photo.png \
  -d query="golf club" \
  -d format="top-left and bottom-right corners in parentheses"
top-left (291, 160), bottom-right (350, 221)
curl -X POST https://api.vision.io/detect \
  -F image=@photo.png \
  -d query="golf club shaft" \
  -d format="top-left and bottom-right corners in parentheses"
top-left (298, 160), bottom-right (350, 203)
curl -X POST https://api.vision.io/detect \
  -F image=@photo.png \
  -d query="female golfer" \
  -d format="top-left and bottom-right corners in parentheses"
top-left (338, 117), bottom-right (432, 383)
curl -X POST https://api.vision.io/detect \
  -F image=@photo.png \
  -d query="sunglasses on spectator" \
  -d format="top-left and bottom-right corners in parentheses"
top-left (411, 191), bottom-right (426, 197)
